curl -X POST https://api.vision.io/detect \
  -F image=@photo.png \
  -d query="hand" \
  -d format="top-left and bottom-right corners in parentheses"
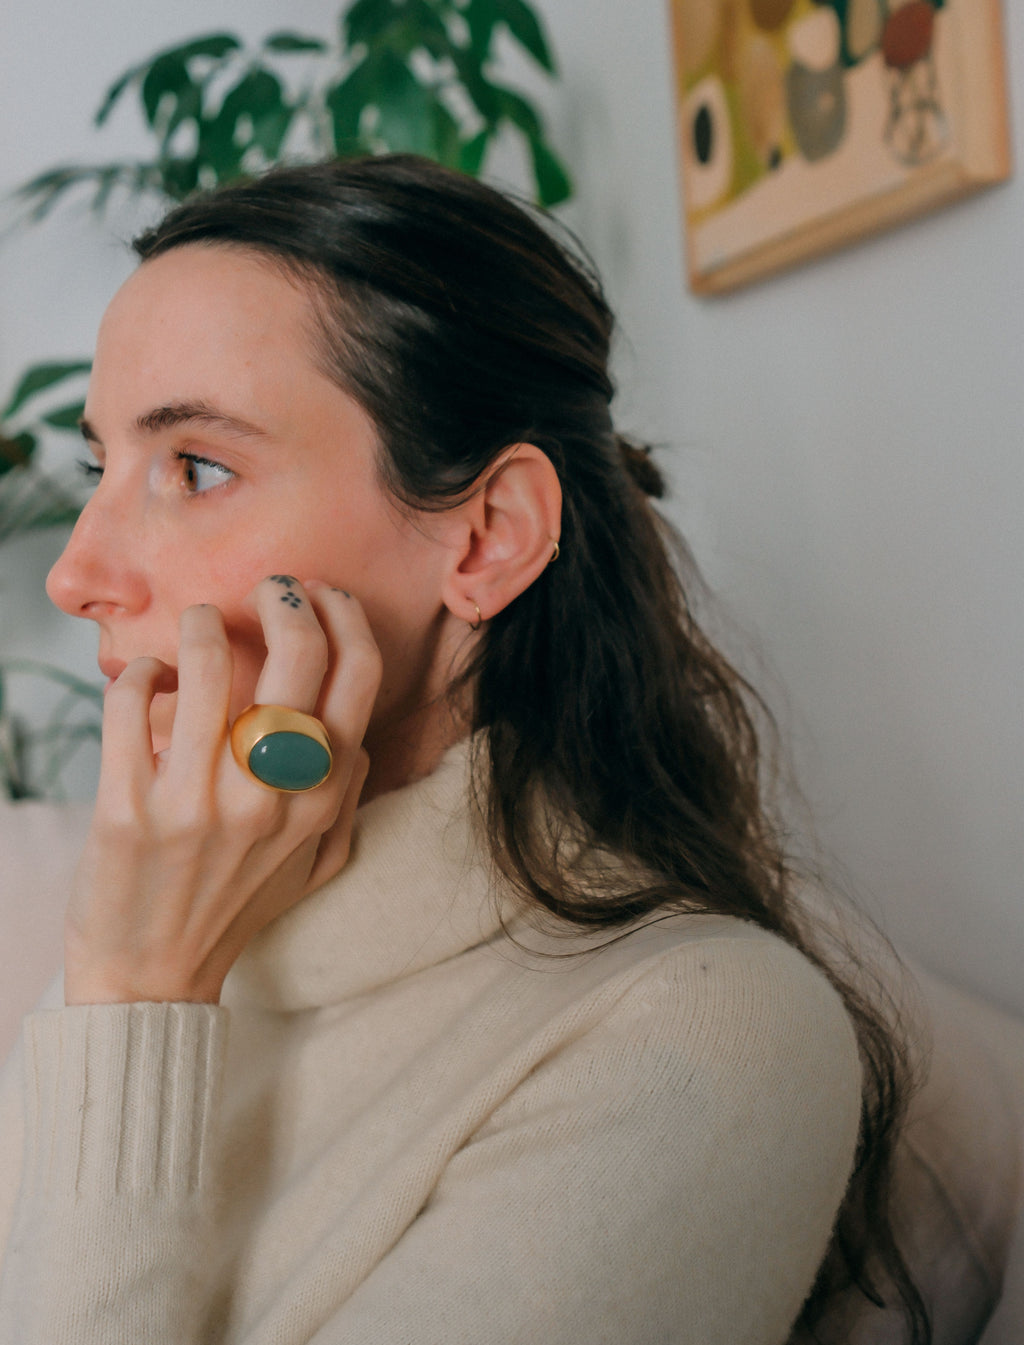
top-left (64, 579), bottom-right (382, 1006)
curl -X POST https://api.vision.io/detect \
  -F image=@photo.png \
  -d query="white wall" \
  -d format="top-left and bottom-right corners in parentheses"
top-left (1, 1), bottom-right (1021, 1012)
top-left (541, 0), bottom-right (1024, 1018)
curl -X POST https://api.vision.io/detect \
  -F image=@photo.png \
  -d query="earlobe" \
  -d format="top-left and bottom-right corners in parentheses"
top-left (442, 444), bottom-right (562, 626)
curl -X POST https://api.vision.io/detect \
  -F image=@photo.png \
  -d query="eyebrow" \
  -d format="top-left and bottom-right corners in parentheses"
top-left (79, 400), bottom-right (268, 446)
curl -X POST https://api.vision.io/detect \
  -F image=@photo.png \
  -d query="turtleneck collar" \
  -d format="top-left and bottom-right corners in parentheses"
top-left (225, 737), bottom-right (509, 1012)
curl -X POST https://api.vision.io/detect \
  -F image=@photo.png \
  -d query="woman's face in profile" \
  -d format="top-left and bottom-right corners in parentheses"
top-left (46, 246), bottom-right (455, 753)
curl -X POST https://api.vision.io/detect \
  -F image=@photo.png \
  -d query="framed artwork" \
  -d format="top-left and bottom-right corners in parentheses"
top-left (668, 0), bottom-right (1012, 294)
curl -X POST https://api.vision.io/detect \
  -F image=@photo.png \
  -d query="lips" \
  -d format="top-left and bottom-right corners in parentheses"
top-left (97, 656), bottom-right (179, 695)
top-left (98, 657), bottom-right (127, 693)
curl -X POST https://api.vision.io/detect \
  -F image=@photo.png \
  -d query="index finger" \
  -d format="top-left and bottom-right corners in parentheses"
top-left (166, 604), bottom-right (233, 767)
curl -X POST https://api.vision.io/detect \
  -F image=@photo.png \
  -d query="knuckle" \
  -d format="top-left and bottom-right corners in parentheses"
top-left (346, 640), bottom-right (383, 687)
top-left (307, 791), bottom-right (341, 831)
top-left (224, 786), bottom-right (285, 833)
top-left (93, 807), bottom-right (144, 848)
top-left (281, 625), bottom-right (329, 680)
top-left (107, 656), bottom-right (160, 695)
top-left (155, 788), bottom-right (217, 844)
top-left (185, 636), bottom-right (232, 682)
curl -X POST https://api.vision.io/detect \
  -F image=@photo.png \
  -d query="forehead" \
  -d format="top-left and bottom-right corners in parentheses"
top-left (101, 245), bottom-right (313, 353)
top-left (92, 246), bottom-right (323, 409)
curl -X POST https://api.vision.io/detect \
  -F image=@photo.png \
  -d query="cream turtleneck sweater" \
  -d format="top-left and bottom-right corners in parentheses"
top-left (0, 742), bottom-right (861, 1344)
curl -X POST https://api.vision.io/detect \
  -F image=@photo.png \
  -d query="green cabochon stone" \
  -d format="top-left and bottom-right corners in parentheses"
top-left (248, 732), bottom-right (330, 791)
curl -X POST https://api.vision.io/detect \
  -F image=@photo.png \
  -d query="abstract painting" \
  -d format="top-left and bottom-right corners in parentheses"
top-left (669, 0), bottom-right (1012, 293)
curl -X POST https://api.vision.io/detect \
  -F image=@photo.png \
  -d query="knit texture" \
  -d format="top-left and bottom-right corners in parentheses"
top-left (0, 741), bottom-right (862, 1343)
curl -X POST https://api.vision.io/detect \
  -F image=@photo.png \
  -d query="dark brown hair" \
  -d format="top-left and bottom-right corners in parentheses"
top-left (134, 155), bottom-right (927, 1341)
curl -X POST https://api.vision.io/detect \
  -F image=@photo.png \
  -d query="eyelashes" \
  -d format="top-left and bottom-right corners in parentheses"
top-left (175, 451), bottom-right (235, 495)
top-left (74, 453), bottom-right (236, 495)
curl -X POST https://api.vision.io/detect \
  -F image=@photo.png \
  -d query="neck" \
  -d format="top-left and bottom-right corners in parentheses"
top-left (360, 613), bottom-right (476, 804)
top-left (361, 697), bottom-right (470, 804)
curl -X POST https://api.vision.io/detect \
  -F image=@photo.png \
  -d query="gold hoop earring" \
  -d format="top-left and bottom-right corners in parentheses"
top-left (469, 602), bottom-right (483, 632)
top-left (549, 539), bottom-right (560, 563)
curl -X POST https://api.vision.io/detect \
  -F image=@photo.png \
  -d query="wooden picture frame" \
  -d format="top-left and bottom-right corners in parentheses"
top-left (668, 0), bottom-right (1013, 295)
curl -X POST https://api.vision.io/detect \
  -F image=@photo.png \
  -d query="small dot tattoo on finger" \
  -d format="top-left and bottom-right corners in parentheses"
top-left (269, 575), bottom-right (303, 608)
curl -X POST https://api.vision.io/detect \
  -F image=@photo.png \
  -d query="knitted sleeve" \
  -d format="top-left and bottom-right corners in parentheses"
top-left (0, 1003), bottom-right (226, 1345)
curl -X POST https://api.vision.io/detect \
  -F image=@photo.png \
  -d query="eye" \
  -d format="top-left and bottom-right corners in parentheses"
top-left (76, 457), bottom-right (104, 484)
top-left (177, 452), bottom-right (235, 495)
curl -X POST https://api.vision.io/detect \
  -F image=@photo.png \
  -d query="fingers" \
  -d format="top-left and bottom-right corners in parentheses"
top-left (250, 575), bottom-right (382, 774)
top-left (251, 575), bottom-right (329, 712)
top-left (304, 747), bottom-right (370, 892)
top-left (146, 577), bottom-right (382, 808)
top-left (165, 605), bottom-right (233, 775)
top-left (97, 657), bottom-right (176, 801)
top-left (304, 583), bottom-right (383, 746)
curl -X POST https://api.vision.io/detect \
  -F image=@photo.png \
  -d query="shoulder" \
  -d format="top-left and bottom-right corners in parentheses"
top-left (511, 912), bottom-right (859, 1079)
top-left (472, 915), bottom-right (863, 1338)
top-left (619, 914), bottom-right (859, 1066)
top-left (606, 916), bottom-right (862, 1143)
top-left (493, 912), bottom-right (862, 1167)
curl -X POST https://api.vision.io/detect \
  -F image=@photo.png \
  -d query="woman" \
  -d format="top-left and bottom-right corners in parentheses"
top-left (0, 155), bottom-right (924, 1342)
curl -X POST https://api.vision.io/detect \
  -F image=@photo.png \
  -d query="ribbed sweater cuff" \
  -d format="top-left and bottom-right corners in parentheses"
top-left (20, 1002), bottom-right (226, 1201)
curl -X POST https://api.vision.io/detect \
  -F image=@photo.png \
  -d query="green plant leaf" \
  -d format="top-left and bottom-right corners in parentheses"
top-left (162, 33), bottom-right (242, 62)
top-left (11, 163), bottom-right (137, 222)
top-left (401, 0), bottom-right (454, 54)
top-left (0, 432), bottom-right (36, 476)
top-left (200, 67), bottom-right (290, 179)
top-left (493, 0), bottom-right (554, 72)
top-left (450, 52), bottom-right (502, 122)
top-left (263, 31), bottom-right (329, 53)
top-left (373, 52), bottom-right (446, 157)
top-left (343, 0), bottom-right (402, 48)
top-left (0, 465), bottom-right (81, 539)
top-left (41, 402), bottom-right (87, 430)
top-left (88, 165), bottom-right (123, 215)
top-left (462, 0), bottom-right (499, 60)
top-left (95, 64), bottom-right (144, 127)
top-left (325, 57), bottom-right (379, 149)
top-left (156, 156), bottom-right (202, 201)
top-left (346, 1), bottom-right (451, 61)
top-left (495, 85), bottom-right (542, 138)
top-left (251, 104), bottom-right (295, 160)
top-left (138, 36), bottom-right (242, 146)
top-left (458, 128), bottom-right (491, 176)
top-left (142, 53), bottom-right (194, 130)
top-left (526, 133), bottom-right (572, 206)
top-left (164, 89), bottom-right (206, 157)
top-left (2, 362), bottom-right (91, 420)
top-left (1, 659), bottom-right (104, 704)
top-left (94, 33), bottom-right (240, 127)
top-left (429, 99), bottom-right (464, 168)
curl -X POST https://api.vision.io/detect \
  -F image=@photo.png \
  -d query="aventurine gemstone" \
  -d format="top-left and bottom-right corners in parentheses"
top-left (249, 731), bottom-right (331, 791)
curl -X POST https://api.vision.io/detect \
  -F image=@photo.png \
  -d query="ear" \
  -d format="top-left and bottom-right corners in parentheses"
top-left (442, 445), bottom-right (562, 626)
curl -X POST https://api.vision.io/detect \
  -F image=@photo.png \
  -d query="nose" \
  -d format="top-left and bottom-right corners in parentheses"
top-left (45, 490), bottom-right (150, 620)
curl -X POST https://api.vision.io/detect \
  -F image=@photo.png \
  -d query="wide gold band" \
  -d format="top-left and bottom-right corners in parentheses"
top-left (229, 704), bottom-right (333, 793)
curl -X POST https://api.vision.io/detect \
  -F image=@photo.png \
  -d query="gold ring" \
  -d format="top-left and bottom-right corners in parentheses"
top-left (230, 704), bottom-right (332, 792)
